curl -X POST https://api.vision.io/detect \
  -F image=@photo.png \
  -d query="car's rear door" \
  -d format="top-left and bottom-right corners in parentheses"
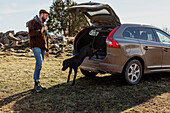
top-left (138, 28), bottom-right (163, 70)
top-left (153, 29), bottom-right (170, 69)
top-left (67, 2), bottom-right (121, 26)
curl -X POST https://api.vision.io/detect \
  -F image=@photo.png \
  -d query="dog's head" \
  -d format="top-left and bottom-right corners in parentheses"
top-left (62, 60), bottom-right (70, 71)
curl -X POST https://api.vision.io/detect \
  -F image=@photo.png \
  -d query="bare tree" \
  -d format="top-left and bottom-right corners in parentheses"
top-left (47, 0), bottom-right (88, 36)
top-left (162, 27), bottom-right (170, 34)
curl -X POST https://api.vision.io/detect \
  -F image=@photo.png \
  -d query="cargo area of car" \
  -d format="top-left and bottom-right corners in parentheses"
top-left (74, 26), bottom-right (115, 59)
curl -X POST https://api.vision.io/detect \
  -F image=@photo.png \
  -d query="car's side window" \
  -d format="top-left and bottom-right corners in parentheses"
top-left (139, 28), bottom-right (156, 41)
top-left (154, 30), bottom-right (170, 43)
top-left (123, 27), bottom-right (138, 39)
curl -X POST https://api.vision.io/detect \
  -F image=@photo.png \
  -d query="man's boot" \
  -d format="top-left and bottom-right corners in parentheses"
top-left (34, 81), bottom-right (46, 90)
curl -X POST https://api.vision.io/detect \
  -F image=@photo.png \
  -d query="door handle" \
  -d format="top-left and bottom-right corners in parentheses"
top-left (164, 48), bottom-right (168, 52)
top-left (143, 46), bottom-right (148, 50)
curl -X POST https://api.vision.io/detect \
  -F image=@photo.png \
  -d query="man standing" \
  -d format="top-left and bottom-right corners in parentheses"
top-left (27, 9), bottom-right (49, 90)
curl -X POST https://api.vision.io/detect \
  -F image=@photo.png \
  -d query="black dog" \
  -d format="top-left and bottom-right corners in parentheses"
top-left (62, 44), bottom-right (95, 85)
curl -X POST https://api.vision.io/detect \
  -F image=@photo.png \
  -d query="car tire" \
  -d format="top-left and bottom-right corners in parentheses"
top-left (123, 59), bottom-right (143, 85)
top-left (80, 69), bottom-right (98, 77)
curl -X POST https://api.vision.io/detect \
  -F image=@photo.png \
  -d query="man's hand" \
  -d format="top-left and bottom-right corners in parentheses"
top-left (41, 27), bottom-right (47, 34)
top-left (45, 52), bottom-right (49, 57)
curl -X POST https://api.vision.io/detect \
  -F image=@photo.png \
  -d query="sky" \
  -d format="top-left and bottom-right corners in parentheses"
top-left (0, 0), bottom-right (170, 33)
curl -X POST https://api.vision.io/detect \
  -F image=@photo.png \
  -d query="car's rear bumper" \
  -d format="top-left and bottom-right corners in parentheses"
top-left (79, 57), bottom-right (122, 74)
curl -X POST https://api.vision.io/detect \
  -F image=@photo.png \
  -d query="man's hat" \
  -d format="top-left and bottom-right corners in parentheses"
top-left (39, 9), bottom-right (50, 15)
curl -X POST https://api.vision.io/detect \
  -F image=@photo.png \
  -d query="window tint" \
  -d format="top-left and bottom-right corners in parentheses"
top-left (139, 28), bottom-right (155, 41)
top-left (154, 30), bottom-right (170, 43)
top-left (123, 27), bottom-right (138, 38)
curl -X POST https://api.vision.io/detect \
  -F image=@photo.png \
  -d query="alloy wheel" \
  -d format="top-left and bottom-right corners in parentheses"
top-left (127, 63), bottom-right (140, 83)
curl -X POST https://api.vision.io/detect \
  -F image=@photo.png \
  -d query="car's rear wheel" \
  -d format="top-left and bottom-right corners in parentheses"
top-left (123, 59), bottom-right (143, 85)
top-left (80, 69), bottom-right (98, 77)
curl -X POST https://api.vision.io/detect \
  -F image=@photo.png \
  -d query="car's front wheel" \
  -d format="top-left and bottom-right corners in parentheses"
top-left (123, 59), bottom-right (143, 85)
top-left (80, 69), bottom-right (98, 77)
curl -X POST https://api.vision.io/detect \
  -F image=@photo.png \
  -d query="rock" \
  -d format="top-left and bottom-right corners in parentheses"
top-left (4, 36), bottom-right (10, 44)
top-left (18, 40), bottom-right (29, 47)
top-left (51, 51), bottom-right (55, 54)
top-left (0, 31), bottom-right (19, 44)
top-left (68, 46), bottom-right (73, 49)
top-left (0, 35), bottom-right (9, 44)
top-left (15, 31), bottom-right (28, 37)
top-left (25, 48), bottom-right (32, 52)
top-left (0, 43), bottom-right (4, 50)
top-left (0, 32), bottom-right (4, 42)
top-left (64, 46), bottom-right (73, 53)
top-left (16, 35), bottom-right (24, 40)
top-left (49, 44), bottom-right (59, 51)
top-left (66, 53), bottom-right (73, 56)
top-left (16, 35), bottom-right (29, 40)
top-left (11, 41), bottom-right (18, 46)
top-left (9, 48), bottom-right (15, 52)
top-left (5, 30), bottom-right (15, 35)
top-left (0, 32), bottom-right (3, 36)
top-left (63, 37), bottom-right (67, 43)
top-left (4, 49), bottom-right (8, 52)
top-left (57, 36), bottom-right (63, 41)
top-left (0, 43), bottom-right (3, 47)
top-left (2, 31), bottom-right (15, 44)
top-left (16, 50), bottom-right (26, 53)
top-left (7, 33), bottom-right (20, 41)
top-left (54, 44), bottom-right (59, 48)
top-left (56, 36), bottom-right (67, 43)
top-left (67, 39), bottom-right (73, 45)
top-left (16, 50), bottom-right (22, 53)
top-left (50, 34), bottom-right (57, 39)
top-left (55, 53), bottom-right (61, 58)
top-left (0, 34), bottom-right (3, 44)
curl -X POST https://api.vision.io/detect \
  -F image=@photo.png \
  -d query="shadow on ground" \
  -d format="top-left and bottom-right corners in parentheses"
top-left (0, 73), bottom-right (170, 112)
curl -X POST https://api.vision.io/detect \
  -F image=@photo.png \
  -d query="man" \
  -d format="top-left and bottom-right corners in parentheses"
top-left (27, 9), bottom-right (49, 90)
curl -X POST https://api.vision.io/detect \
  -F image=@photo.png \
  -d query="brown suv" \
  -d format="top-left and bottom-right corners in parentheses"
top-left (68, 2), bottom-right (170, 85)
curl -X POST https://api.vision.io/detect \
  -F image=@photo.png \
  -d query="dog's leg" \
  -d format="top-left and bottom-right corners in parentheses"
top-left (67, 67), bottom-right (72, 83)
top-left (72, 67), bottom-right (78, 86)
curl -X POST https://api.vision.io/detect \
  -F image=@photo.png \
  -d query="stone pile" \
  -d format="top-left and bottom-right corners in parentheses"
top-left (0, 30), bottom-right (74, 56)
top-left (0, 30), bottom-right (28, 45)
top-left (0, 30), bottom-right (30, 52)
top-left (49, 36), bottom-right (73, 56)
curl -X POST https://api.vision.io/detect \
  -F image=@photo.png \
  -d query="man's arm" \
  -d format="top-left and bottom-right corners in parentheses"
top-left (28, 20), bottom-right (42, 37)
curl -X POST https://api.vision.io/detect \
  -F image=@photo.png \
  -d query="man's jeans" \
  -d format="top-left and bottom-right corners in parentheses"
top-left (32, 47), bottom-right (46, 82)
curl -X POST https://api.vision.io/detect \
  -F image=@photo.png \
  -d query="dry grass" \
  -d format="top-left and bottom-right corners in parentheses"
top-left (0, 51), bottom-right (169, 112)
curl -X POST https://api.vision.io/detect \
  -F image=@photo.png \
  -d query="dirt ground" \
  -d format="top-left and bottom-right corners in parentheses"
top-left (0, 51), bottom-right (169, 112)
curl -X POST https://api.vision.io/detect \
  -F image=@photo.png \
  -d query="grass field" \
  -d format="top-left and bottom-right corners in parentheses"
top-left (0, 51), bottom-right (170, 112)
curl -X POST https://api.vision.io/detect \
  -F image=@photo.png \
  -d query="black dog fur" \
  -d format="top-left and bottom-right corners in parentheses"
top-left (62, 44), bottom-right (95, 85)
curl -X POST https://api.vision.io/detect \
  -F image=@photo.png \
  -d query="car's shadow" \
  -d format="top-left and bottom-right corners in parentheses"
top-left (0, 73), bottom-right (169, 112)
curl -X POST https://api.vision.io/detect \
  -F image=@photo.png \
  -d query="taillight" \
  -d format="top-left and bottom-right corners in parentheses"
top-left (73, 28), bottom-right (87, 44)
top-left (106, 26), bottom-right (120, 48)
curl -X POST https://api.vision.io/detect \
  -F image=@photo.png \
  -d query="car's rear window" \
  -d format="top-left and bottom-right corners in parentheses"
top-left (87, 9), bottom-right (110, 16)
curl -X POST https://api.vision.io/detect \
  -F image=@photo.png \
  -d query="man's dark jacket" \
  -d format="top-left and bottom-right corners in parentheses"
top-left (27, 17), bottom-right (49, 52)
